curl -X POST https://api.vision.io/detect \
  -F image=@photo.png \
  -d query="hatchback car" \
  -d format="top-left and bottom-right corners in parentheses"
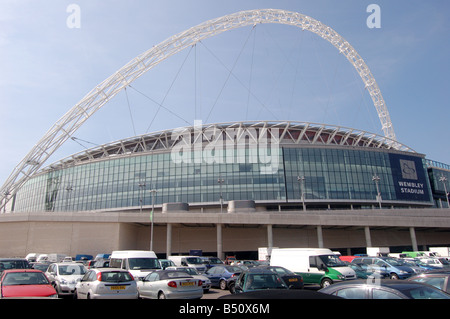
top-left (46, 263), bottom-right (87, 297)
top-left (204, 265), bottom-right (243, 290)
top-left (0, 269), bottom-right (57, 298)
top-left (234, 268), bottom-right (288, 293)
top-left (352, 257), bottom-right (414, 279)
top-left (319, 279), bottom-right (450, 299)
top-left (137, 270), bottom-right (203, 299)
top-left (75, 268), bottom-right (138, 299)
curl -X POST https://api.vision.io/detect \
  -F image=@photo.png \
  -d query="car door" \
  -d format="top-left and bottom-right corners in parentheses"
top-left (205, 267), bottom-right (221, 287)
top-left (77, 270), bottom-right (95, 298)
top-left (140, 272), bottom-right (159, 299)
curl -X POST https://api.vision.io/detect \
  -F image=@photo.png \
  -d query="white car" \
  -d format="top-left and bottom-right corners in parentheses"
top-left (75, 268), bottom-right (138, 299)
top-left (166, 266), bottom-right (212, 292)
top-left (45, 263), bottom-right (87, 297)
top-left (137, 270), bottom-right (203, 299)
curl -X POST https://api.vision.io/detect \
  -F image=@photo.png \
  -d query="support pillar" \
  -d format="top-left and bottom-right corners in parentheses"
top-left (364, 226), bottom-right (372, 248)
top-left (217, 224), bottom-right (223, 260)
top-left (410, 227), bottom-right (418, 251)
top-left (267, 224), bottom-right (273, 257)
top-left (317, 225), bottom-right (324, 248)
top-left (166, 223), bottom-right (172, 258)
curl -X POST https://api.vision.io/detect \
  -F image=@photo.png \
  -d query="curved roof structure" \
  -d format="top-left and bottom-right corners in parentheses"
top-left (39, 121), bottom-right (414, 175)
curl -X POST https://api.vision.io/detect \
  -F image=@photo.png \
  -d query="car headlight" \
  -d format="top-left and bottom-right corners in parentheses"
top-left (60, 279), bottom-right (67, 284)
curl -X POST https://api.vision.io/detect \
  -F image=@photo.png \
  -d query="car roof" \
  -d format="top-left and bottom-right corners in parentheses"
top-left (2, 269), bottom-right (43, 274)
top-left (324, 279), bottom-right (436, 290)
top-left (244, 268), bottom-right (279, 274)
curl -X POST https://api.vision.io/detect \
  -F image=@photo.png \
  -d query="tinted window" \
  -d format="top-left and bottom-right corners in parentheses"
top-left (411, 276), bottom-right (446, 291)
top-left (334, 287), bottom-right (367, 299)
top-left (101, 271), bottom-right (133, 282)
top-left (372, 288), bottom-right (403, 299)
top-left (3, 272), bottom-right (49, 285)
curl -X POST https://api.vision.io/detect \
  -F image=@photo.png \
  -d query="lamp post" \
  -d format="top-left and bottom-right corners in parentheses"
top-left (439, 176), bottom-right (450, 208)
top-left (297, 176), bottom-right (306, 211)
top-left (149, 189), bottom-right (157, 251)
top-left (372, 175), bottom-right (382, 209)
top-left (138, 182), bottom-right (146, 214)
top-left (218, 177), bottom-right (225, 213)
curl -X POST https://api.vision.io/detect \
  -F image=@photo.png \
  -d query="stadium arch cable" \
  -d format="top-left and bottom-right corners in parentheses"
top-left (0, 9), bottom-right (399, 210)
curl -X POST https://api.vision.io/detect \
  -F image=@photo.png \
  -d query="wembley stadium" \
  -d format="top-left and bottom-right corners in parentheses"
top-left (0, 9), bottom-right (449, 259)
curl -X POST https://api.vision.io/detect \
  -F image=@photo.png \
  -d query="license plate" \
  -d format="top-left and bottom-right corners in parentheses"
top-left (181, 282), bottom-right (194, 287)
top-left (288, 278), bottom-right (298, 282)
top-left (110, 286), bottom-right (126, 290)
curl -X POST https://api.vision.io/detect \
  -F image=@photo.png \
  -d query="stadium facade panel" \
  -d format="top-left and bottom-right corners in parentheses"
top-left (12, 122), bottom-right (437, 213)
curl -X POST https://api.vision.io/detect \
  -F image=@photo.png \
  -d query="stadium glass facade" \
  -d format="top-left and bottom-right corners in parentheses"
top-left (12, 122), bottom-right (436, 212)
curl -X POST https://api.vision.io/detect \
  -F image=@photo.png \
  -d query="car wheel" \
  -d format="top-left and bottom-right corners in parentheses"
top-left (321, 278), bottom-right (333, 288)
top-left (158, 291), bottom-right (166, 299)
top-left (219, 279), bottom-right (227, 290)
top-left (390, 273), bottom-right (399, 280)
top-left (229, 282), bottom-right (236, 294)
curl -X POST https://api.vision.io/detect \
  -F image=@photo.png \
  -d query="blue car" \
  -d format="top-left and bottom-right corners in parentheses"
top-left (204, 265), bottom-right (243, 290)
top-left (352, 257), bottom-right (414, 279)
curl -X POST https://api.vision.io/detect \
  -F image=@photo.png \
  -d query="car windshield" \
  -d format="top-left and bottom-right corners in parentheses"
top-left (244, 274), bottom-right (287, 290)
top-left (185, 257), bottom-right (203, 265)
top-left (101, 271), bottom-right (133, 283)
top-left (382, 258), bottom-right (404, 266)
top-left (128, 258), bottom-right (159, 270)
top-left (3, 272), bottom-right (49, 286)
top-left (205, 258), bottom-right (222, 265)
top-left (58, 264), bottom-right (86, 275)
top-left (319, 255), bottom-right (347, 267)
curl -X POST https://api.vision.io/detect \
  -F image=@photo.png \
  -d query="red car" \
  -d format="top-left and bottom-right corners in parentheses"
top-left (0, 269), bottom-right (58, 298)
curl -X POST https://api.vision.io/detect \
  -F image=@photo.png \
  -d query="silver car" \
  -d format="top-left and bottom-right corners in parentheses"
top-left (75, 268), bottom-right (138, 299)
top-left (46, 263), bottom-right (87, 297)
top-left (166, 266), bottom-right (212, 292)
top-left (137, 270), bottom-right (203, 299)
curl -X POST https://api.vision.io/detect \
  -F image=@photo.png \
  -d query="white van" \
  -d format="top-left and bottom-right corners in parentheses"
top-left (270, 248), bottom-right (356, 288)
top-left (109, 250), bottom-right (161, 280)
top-left (168, 256), bottom-right (207, 273)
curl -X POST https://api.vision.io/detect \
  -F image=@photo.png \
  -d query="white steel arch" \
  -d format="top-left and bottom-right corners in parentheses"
top-left (0, 9), bottom-right (398, 210)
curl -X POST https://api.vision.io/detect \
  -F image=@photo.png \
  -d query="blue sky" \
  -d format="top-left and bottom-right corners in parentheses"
top-left (0, 0), bottom-right (448, 185)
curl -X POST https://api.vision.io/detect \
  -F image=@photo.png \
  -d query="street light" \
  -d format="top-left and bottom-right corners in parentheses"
top-left (297, 176), bottom-right (306, 211)
top-left (372, 175), bottom-right (382, 209)
top-left (138, 182), bottom-right (146, 214)
top-left (439, 175), bottom-right (450, 208)
top-left (218, 177), bottom-right (225, 213)
top-left (149, 189), bottom-right (157, 251)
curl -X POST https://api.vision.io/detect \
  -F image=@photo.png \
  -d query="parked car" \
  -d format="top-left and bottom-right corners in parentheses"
top-left (204, 265), bottom-right (243, 290)
top-left (137, 270), bottom-right (203, 299)
top-left (166, 266), bottom-right (211, 292)
top-left (345, 262), bottom-right (388, 279)
top-left (408, 270), bottom-right (450, 293)
top-left (159, 259), bottom-right (176, 269)
top-left (253, 266), bottom-right (303, 289)
top-left (351, 257), bottom-right (414, 279)
top-left (75, 268), bottom-right (138, 299)
top-left (201, 256), bottom-right (224, 269)
top-left (234, 268), bottom-right (288, 293)
top-left (319, 279), bottom-right (450, 299)
top-left (46, 263), bottom-right (87, 297)
top-left (0, 258), bottom-right (31, 274)
top-left (0, 269), bottom-right (57, 298)
top-left (30, 262), bottom-right (51, 273)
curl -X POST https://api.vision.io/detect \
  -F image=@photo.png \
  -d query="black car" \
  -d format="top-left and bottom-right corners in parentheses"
top-left (233, 268), bottom-right (288, 294)
top-left (408, 270), bottom-right (450, 293)
top-left (253, 265), bottom-right (304, 289)
top-left (0, 258), bottom-right (31, 274)
top-left (319, 279), bottom-right (450, 299)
